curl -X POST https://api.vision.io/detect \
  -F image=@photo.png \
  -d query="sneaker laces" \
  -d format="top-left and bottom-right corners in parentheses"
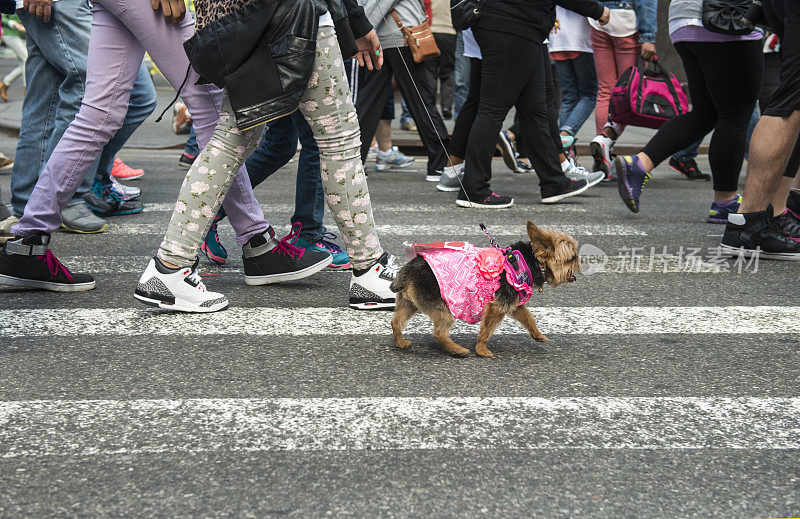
top-left (36, 249), bottom-right (74, 282)
top-left (185, 267), bottom-right (207, 292)
top-left (317, 232), bottom-right (344, 254)
top-left (276, 222), bottom-right (306, 259)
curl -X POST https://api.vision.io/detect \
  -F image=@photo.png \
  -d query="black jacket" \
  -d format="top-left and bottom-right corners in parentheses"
top-left (476, 0), bottom-right (604, 43)
top-left (184, 0), bottom-right (372, 130)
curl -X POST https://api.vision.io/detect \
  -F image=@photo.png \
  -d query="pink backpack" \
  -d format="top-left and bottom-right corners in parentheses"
top-left (610, 58), bottom-right (689, 130)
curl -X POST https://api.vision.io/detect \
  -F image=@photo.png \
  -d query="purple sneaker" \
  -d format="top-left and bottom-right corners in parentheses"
top-left (614, 155), bottom-right (651, 213)
top-left (708, 195), bottom-right (741, 224)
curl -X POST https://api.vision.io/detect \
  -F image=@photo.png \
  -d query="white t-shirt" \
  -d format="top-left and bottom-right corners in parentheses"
top-left (588, 9), bottom-right (637, 38)
top-left (549, 6), bottom-right (593, 53)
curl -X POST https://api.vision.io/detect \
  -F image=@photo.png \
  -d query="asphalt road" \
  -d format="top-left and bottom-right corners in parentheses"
top-left (1, 148), bottom-right (799, 518)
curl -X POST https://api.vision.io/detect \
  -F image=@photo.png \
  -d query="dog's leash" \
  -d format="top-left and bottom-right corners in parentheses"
top-left (364, 4), bottom-right (503, 250)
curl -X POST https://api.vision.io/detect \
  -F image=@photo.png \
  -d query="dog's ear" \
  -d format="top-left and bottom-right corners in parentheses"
top-left (527, 221), bottom-right (554, 253)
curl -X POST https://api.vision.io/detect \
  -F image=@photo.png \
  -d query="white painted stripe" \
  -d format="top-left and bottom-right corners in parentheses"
top-left (61, 255), bottom-right (725, 274)
top-left (94, 223), bottom-right (645, 237)
top-left (143, 202), bottom-right (588, 213)
top-left (1, 306), bottom-right (798, 337)
top-left (1, 397), bottom-right (798, 457)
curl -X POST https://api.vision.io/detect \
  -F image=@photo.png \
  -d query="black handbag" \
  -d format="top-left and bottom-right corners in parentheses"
top-left (450, 0), bottom-right (482, 30)
top-left (702, 0), bottom-right (755, 36)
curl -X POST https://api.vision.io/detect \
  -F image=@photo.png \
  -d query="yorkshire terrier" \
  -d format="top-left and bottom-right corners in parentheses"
top-left (390, 221), bottom-right (579, 357)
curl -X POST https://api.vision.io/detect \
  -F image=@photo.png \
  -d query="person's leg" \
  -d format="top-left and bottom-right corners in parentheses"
top-left (290, 112), bottom-right (326, 243)
top-left (604, 33), bottom-right (640, 138)
top-left (590, 28), bottom-right (618, 135)
top-left (436, 33), bottom-right (456, 115)
top-left (2, 35), bottom-right (27, 87)
top-left (184, 125), bottom-right (199, 157)
top-left (352, 59), bottom-right (393, 163)
top-left (555, 59), bottom-right (579, 134)
top-left (449, 57), bottom-right (481, 160)
top-left (389, 46), bottom-right (450, 177)
top-left (562, 52), bottom-right (597, 136)
top-left (543, 46), bottom-right (565, 159)
top-left (94, 61), bottom-right (157, 192)
top-left (453, 31), bottom-right (470, 117)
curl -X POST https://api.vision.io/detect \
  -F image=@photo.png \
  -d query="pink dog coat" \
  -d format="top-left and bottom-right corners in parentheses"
top-left (407, 242), bottom-right (534, 324)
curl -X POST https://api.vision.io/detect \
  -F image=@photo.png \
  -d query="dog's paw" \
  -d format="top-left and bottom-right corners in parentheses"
top-left (533, 335), bottom-right (550, 342)
top-left (395, 339), bottom-right (411, 349)
top-left (446, 345), bottom-right (470, 357)
top-left (475, 346), bottom-right (494, 358)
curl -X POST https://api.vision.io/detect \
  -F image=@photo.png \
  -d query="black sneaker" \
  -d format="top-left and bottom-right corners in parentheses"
top-left (242, 226), bottom-right (332, 285)
top-left (497, 130), bottom-right (518, 171)
top-left (669, 157), bottom-right (710, 180)
top-left (179, 153), bottom-right (196, 169)
top-left (455, 191), bottom-right (514, 209)
top-left (775, 208), bottom-right (800, 239)
top-left (720, 206), bottom-right (800, 260)
top-left (84, 190), bottom-right (143, 217)
top-left (0, 235), bottom-right (95, 291)
top-left (786, 190), bottom-right (800, 214)
top-left (540, 179), bottom-right (590, 204)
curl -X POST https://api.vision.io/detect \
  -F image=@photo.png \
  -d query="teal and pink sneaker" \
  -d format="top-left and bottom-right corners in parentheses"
top-left (200, 214), bottom-right (228, 265)
top-left (613, 155), bottom-right (652, 213)
top-left (708, 195), bottom-right (741, 224)
top-left (295, 232), bottom-right (351, 270)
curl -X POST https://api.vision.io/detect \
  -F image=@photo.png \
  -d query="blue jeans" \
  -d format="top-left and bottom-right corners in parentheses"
top-left (184, 125), bottom-right (199, 156)
top-left (400, 96), bottom-right (413, 126)
top-left (555, 53), bottom-right (597, 136)
top-left (672, 139), bottom-right (701, 161)
top-left (218, 111), bottom-right (326, 241)
top-left (453, 31), bottom-right (470, 117)
top-left (11, 0), bottom-right (156, 216)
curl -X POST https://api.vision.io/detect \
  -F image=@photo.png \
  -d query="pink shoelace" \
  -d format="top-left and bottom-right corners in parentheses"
top-left (36, 249), bottom-right (73, 282)
top-left (274, 222), bottom-right (305, 259)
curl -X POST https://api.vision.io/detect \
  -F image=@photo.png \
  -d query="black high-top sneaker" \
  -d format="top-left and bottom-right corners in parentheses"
top-left (0, 235), bottom-right (95, 291)
top-left (721, 206), bottom-right (800, 260)
top-left (242, 226), bottom-right (331, 285)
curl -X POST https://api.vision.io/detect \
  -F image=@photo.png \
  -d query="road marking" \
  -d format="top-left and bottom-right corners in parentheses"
top-left (1, 306), bottom-right (798, 337)
top-left (144, 202), bottom-right (589, 213)
top-left (2, 397), bottom-right (798, 457)
top-left (87, 223), bottom-right (647, 237)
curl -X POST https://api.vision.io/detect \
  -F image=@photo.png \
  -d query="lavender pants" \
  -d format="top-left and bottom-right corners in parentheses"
top-left (12, 0), bottom-right (270, 244)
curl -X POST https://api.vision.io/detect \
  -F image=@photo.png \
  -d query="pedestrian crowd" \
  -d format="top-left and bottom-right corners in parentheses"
top-left (0, 0), bottom-right (798, 313)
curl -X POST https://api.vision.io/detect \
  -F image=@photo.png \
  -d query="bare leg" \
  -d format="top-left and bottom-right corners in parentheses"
top-left (772, 176), bottom-right (796, 215)
top-left (391, 294), bottom-right (417, 349)
top-left (475, 303), bottom-right (506, 358)
top-left (512, 306), bottom-right (549, 342)
top-left (431, 311), bottom-right (469, 356)
top-left (740, 113), bottom-right (800, 213)
top-left (375, 119), bottom-right (393, 152)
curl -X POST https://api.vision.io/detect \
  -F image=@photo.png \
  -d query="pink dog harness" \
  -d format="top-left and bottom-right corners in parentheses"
top-left (407, 242), bottom-right (535, 324)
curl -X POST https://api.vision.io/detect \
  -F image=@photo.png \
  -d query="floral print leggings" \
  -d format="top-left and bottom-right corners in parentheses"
top-left (158, 25), bottom-right (384, 270)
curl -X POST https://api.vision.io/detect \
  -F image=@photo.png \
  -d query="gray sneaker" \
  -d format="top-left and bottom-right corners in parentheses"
top-left (564, 161), bottom-right (604, 187)
top-left (60, 201), bottom-right (108, 234)
top-left (436, 163), bottom-right (465, 192)
top-left (0, 214), bottom-right (18, 243)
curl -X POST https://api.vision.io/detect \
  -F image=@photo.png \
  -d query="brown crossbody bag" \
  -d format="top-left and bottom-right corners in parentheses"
top-left (390, 10), bottom-right (440, 63)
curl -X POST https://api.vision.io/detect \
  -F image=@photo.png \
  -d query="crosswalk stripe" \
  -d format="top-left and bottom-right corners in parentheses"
top-left (0, 306), bottom-right (797, 337)
top-left (61, 254), bottom-right (730, 274)
top-left (87, 223), bottom-right (647, 236)
top-left (143, 202), bottom-right (589, 213)
top-left (2, 397), bottom-right (797, 457)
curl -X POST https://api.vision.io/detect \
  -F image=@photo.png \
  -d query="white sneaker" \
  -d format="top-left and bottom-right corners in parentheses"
top-left (436, 163), bottom-right (465, 192)
top-left (367, 143), bottom-right (379, 161)
top-left (134, 258), bottom-right (228, 313)
top-left (589, 134), bottom-right (614, 174)
top-left (564, 161), bottom-right (604, 187)
top-left (375, 146), bottom-right (415, 171)
top-left (0, 214), bottom-right (19, 243)
top-left (349, 252), bottom-right (399, 310)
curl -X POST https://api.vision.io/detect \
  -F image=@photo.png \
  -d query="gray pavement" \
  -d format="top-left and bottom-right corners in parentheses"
top-left (0, 53), bottom-right (796, 518)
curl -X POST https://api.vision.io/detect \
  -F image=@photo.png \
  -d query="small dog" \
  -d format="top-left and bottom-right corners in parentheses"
top-left (390, 221), bottom-right (579, 357)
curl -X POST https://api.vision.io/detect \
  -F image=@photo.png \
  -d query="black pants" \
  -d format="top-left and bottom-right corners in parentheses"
top-left (426, 33), bottom-right (456, 113)
top-left (463, 29), bottom-right (568, 199)
top-left (450, 58), bottom-right (481, 159)
top-left (641, 40), bottom-right (763, 192)
top-left (511, 49), bottom-right (563, 160)
top-left (350, 47), bottom-right (449, 174)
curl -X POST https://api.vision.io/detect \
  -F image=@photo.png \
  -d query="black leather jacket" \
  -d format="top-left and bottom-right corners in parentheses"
top-left (184, 0), bottom-right (372, 130)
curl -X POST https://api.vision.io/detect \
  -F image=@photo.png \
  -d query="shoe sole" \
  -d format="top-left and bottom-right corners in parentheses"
top-left (0, 273), bottom-right (96, 292)
top-left (349, 300), bottom-right (396, 310)
top-left (111, 172), bottom-right (144, 180)
top-left (718, 244), bottom-right (800, 261)
top-left (566, 174), bottom-right (604, 188)
top-left (89, 207), bottom-right (143, 217)
top-left (541, 183), bottom-right (590, 204)
top-left (327, 262), bottom-right (352, 270)
top-left (590, 142), bottom-right (610, 174)
top-left (425, 174), bottom-right (441, 182)
top-left (498, 132), bottom-right (517, 171)
top-left (455, 198), bottom-right (514, 209)
top-left (375, 160), bottom-right (415, 171)
top-left (0, 162), bottom-right (13, 170)
top-left (707, 217), bottom-right (728, 224)
top-left (245, 255), bottom-right (333, 285)
top-left (613, 158), bottom-right (639, 213)
top-left (59, 223), bottom-right (109, 234)
top-left (436, 183), bottom-right (461, 192)
top-left (178, 162), bottom-right (193, 169)
top-left (134, 292), bottom-right (229, 313)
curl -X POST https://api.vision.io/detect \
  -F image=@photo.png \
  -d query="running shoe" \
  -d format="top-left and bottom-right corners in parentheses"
top-left (613, 155), bottom-right (651, 213)
top-left (721, 208), bottom-right (800, 260)
top-left (0, 215), bottom-right (18, 243)
top-left (375, 146), bottom-right (415, 170)
top-left (349, 252), bottom-right (398, 310)
top-left (179, 152), bottom-right (196, 169)
top-left (242, 225), bottom-right (332, 285)
top-left (669, 157), bottom-right (710, 181)
top-left (401, 120), bottom-right (417, 132)
top-left (200, 214), bottom-right (228, 265)
top-left (110, 157), bottom-right (144, 180)
top-left (437, 163), bottom-right (465, 192)
top-left (560, 134), bottom-right (575, 148)
top-left (60, 202), bottom-right (108, 234)
top-left (775, 208), bottom-right (800, 239)
top-left (295, 233), bottom-right (352, 269)
top-left (0, 152), bottom-right (14, 171)
top-left (0, 235), bottom-right (96, 292)
top-left (366, 143), bottom-right (379, 161)
top-left (708, 195), bottom-right (741, 224)
top-left (110, 177), bottom-right (141, 201)
top-left (514, 159), bottom-right (534, 174)
top-left (564, 161), bottom-right (604, 187)
top-left (590, 134), bottom-right (614, 175)
top-left (456, 191), bottom-right (514, 209)
top-left (85, 189), bottom-right (143, 217)
top-left (497, 130), bottom-right (518, 171)
top-left (541, 179), bottom-right (590, 204)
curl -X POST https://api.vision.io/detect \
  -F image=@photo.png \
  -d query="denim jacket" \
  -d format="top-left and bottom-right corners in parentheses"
top-left (597, 0), bottom-right (657, 43)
